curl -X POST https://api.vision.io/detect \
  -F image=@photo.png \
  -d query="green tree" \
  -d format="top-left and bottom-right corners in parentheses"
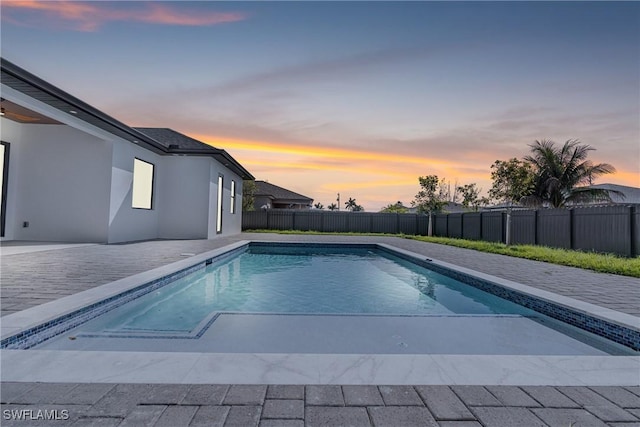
top-left (488, 158), bottom-right (535, 205)
top-left (313, 202), bottom-right (324, 210)
top-left (522, 139), bottom-right (619, 207)
top-left (457, 183), bottom-right (483, 211)
top-left (242, 180), bottom-right (257, 211)
top-left (327, 203), bottom-right (338, 211)
top-left (412, 175), bottom-right (448, 213)
top-left (381, 201), bottom-right (408, 213)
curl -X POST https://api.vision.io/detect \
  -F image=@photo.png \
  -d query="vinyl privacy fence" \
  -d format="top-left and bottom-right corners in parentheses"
top-left (242, 205), bottom-right (640, 257)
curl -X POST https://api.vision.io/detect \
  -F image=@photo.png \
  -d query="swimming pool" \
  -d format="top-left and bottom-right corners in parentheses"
top-left (9, 242), bottom-right (637, 356)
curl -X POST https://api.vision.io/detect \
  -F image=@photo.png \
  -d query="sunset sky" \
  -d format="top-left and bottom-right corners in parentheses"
top-left (2, 1), bottom-right (639, 211)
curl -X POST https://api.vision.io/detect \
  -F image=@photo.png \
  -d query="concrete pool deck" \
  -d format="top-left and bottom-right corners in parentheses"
top-left (1, 233), bottom-right (639, 425)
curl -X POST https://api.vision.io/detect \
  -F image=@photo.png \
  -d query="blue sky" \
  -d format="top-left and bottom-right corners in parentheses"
top-left (2, 1), bottom-right (638, 210)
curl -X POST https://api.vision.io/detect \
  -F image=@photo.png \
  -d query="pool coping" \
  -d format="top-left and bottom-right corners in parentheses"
top-left (1, 239), bottom-right (639, 386)
top-left (2, 349), bottom-right (639, 386)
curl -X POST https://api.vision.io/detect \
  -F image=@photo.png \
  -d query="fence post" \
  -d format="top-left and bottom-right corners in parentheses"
top-left (445, 213), bottom-right (449, 237)
top-left (534, 209), bottom-right (538, 245)
top-left (569, 208), bottom-right (575, 250)
top-left (292, 211), bottom-right (296, 230)
top-left (631, 205), bottom-right (638, 257)
top-left (428, 212), bottom-right (433, 236)
top-left (505, 208), bottom-right (512, 245)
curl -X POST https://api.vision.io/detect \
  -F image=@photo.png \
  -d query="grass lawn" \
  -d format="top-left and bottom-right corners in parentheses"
top-left (245, 229), bottom-right (640, 278)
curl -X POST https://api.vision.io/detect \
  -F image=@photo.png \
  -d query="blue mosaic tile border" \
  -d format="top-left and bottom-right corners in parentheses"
top-left (376, 245), bottom-right (640, 351)
top-left (1, 245), bottom-right (248, 350)
top-left (248, 242), bottom-right (379, 251)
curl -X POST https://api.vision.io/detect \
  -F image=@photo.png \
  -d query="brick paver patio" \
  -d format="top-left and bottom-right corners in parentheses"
top-left (1, 383), bottom-right (639, 426)
top-left (1, 233), bottom-right (639, 425)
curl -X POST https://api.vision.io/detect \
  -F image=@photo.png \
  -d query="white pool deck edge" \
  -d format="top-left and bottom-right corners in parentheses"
top-left (1, 240), bottom-right (639, 386)
top-left (2, 350), bottom-right (638, 386)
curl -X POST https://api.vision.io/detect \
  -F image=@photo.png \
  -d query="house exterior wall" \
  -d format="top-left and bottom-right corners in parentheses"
top-left (109, 146), bottom-right (244, 243)
top-left (207, 161), bottom-right (243, 238)
top-left (1, 84), bottom-right (247, 244)
top-left (157, 155), bottom-right (210, 240)
top-left (107, 138), bottom-right (161, 243)
top-left (1, 121), bottom-right (111, 242)
top-left (0, 118), bottom-right (22, 241)
top-left (222, 166), bottom-right (243, 235)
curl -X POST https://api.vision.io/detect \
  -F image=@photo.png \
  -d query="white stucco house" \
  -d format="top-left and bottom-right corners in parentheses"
top-left (0, 58), bottom-right (253, 244)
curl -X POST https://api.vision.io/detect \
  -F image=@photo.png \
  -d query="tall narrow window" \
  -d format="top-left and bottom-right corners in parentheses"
top-left (132, 158), bottom-right (154, 209)
top-left (230, 180), bottom-right (236, 214)
top-left (0, 142), bottom-right (10, 237)
top-left (216, 174), bottom-right (223, 233)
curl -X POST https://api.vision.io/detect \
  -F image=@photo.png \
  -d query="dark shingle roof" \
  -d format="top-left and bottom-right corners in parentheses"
top-left (134, 128), bottom-right (253, 180)
top-left (255, 181), bottom-right (313, 202)
top-left (133, 128), bottom-right (218, 151)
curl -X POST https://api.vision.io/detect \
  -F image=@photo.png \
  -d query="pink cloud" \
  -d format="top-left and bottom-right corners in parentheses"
top-left (1, 1), bottom-right (248, 31)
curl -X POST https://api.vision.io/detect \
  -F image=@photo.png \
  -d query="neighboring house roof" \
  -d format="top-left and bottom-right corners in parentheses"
top-left (587, 183), bottom-right (640, 204)
top-left (254, 181), bottom-right (313, 203)
top-left (0, 58), bottom-right (253, 180)
top-left (483, 184), bottom-right (640, 209)
top-left (442, 202), bottom-right (467, 213)
top-left (483, 202), bottom-right (525, 210)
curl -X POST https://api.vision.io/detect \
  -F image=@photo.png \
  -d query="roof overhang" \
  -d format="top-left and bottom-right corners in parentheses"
top-left (1, 58), bottom-right (166, 154)
top-left (167, 147), bottom-right (254, 180)
top-left (1, 58), bottom-right (254, 180)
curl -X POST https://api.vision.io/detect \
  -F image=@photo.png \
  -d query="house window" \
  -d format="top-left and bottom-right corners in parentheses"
top-left (132, 158), bottom-right (154, 209)
top-left (230, 180), bottom-right (236, 214)
top-left (0, 141), bottom-right (9, 237)
top-left (216, 174), bottom-right (223, 233)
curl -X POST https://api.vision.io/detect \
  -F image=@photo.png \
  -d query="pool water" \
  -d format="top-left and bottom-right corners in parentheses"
top-left (87, 246), bottom-right (538, 334)
top-left (34, 244), bottom-right (637, 355)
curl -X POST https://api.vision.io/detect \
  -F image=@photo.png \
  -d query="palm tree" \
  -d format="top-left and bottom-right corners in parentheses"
top-left (327, 203), bottom-right (338, 211)
top-left (345, 197), bottom-right (358, 211)
top-left (522, 139), bottom-right (619, 208)
top-left (313, 202), bottom-right (324, 210)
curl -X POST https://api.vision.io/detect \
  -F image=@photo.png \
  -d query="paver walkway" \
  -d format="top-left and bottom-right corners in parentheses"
top-left (1, 233), bottom-right (639, 316)
top-left (2, 233), bottom-right (639, 426)
top-left (2, 383), bottom-right (640, 426)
